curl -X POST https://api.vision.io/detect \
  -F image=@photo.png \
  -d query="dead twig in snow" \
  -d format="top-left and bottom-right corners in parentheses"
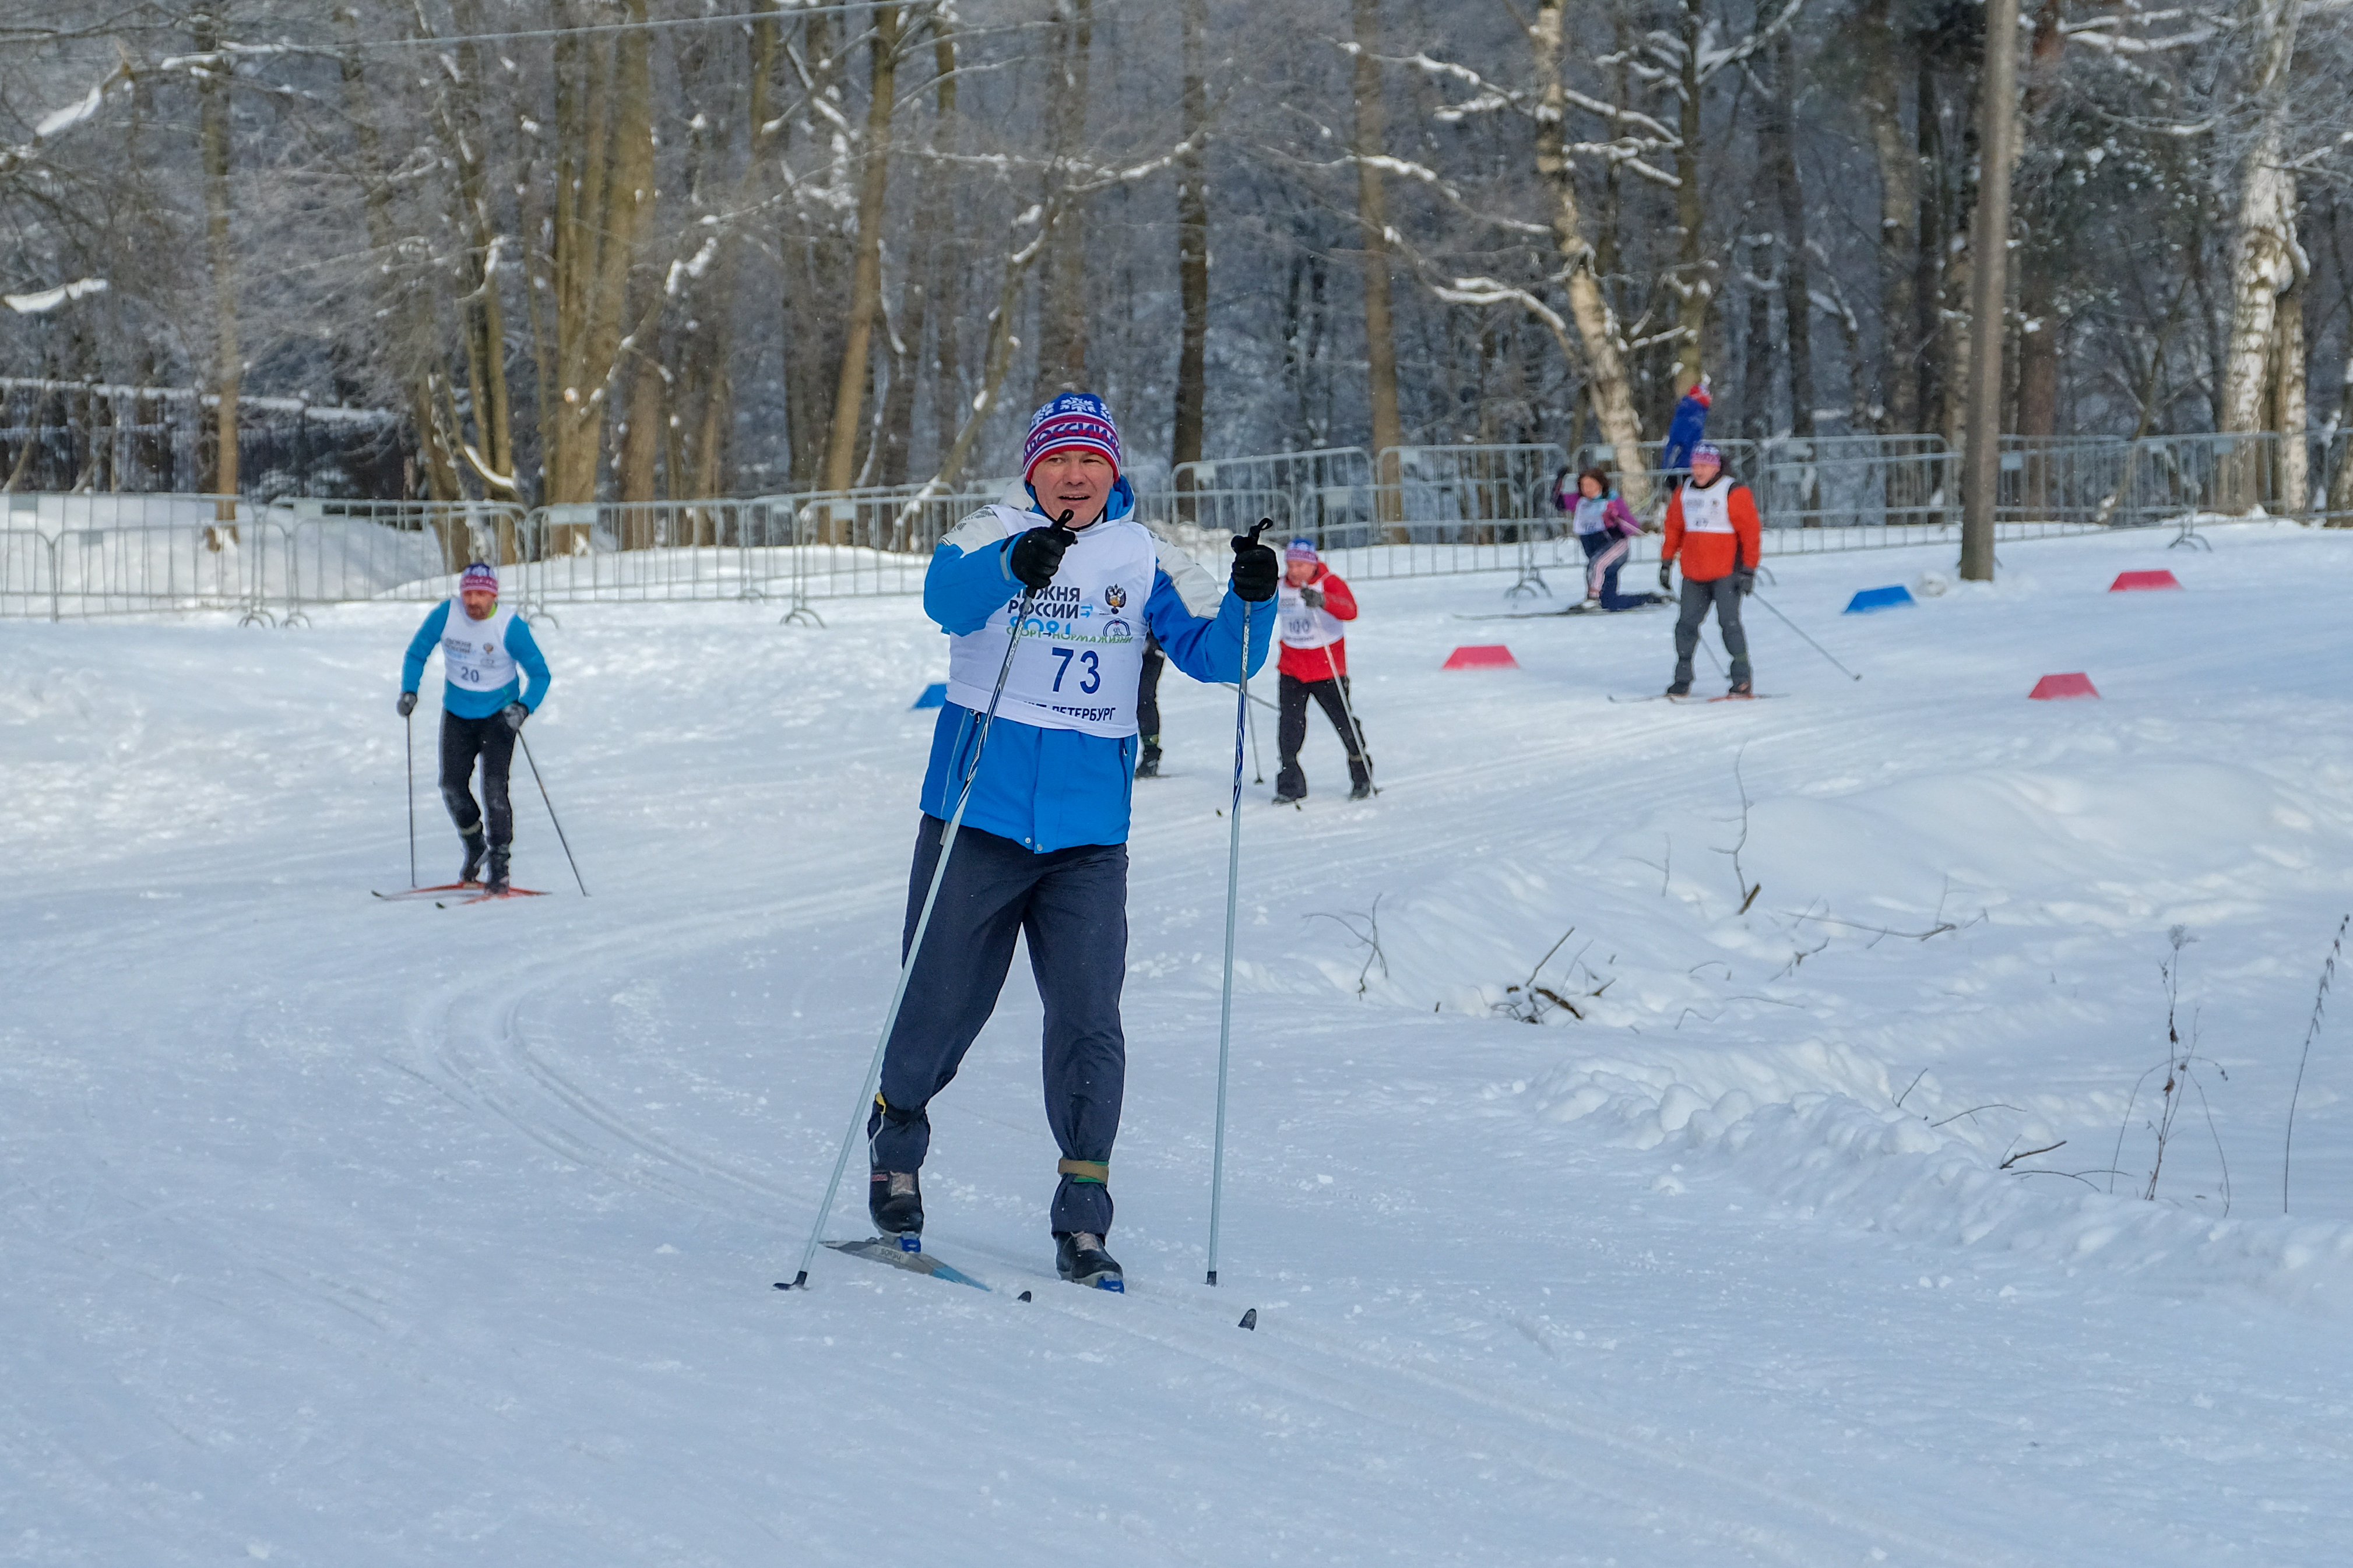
top-left (1304, 894), bottom-right (1390, 999)
top-left (2283, 914), bottom-right (2348, 1214)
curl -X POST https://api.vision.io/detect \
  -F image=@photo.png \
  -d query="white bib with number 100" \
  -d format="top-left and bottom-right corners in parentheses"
top-left (945, 507), bottom-right (1156, 738)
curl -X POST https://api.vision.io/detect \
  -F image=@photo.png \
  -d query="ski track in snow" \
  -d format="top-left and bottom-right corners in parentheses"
top-left (3, 522), bottom-right (2352, 1563)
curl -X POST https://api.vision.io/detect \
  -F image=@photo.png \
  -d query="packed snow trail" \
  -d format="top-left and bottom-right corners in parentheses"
top-left (3, 522), bottom-right (2350, 1563)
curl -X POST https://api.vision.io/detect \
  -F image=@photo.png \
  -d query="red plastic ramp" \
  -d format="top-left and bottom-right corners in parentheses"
top-left (2109, 570), bottom-right (2182, 592)
top-left (1442, 644), bottom-right (1520, 670)
top-left (2028, 672), bottom-right (2100, 700)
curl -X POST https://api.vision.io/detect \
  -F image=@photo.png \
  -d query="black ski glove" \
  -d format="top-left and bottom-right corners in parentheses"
top-left (1658, 561), bottom-right (1674, 594)
top-left (396, 690), bottom-right (418, 718)
top-left (1008, 519), bottom-right (1080, 591)
top-left (1230, 537), bottom-right (1280, 602)
top-left (1302, 587), bottom-right (1325, 609)
top-left (501, 702), bottom-right (529, 731)
top-left (1733, 567), bottom-right (1756, 597)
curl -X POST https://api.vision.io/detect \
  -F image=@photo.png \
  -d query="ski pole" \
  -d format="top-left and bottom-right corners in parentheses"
top-left (516, 731), bottom-right (590, 895)
top-left (1246, 682), bottom-right (1264, 783)
top-left (782, 513), bottom-right (1072, 1291)
top-left (1752, 590), bottom-right (1863, 681)
top-left (1320, 640), bottom-right (1376, 796)
top-left (405, 709), bottom-right (417, 889)
top-left (1208, 519), bottom-right (1272, 1286)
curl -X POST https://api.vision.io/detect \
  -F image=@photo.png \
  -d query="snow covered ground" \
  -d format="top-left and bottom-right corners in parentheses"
top-left (3, 520), bottom-right (2351, 1565)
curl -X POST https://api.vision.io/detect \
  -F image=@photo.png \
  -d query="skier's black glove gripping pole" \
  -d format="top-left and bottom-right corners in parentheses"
top-left (1207, 517), bottom-right (1273, 1287)
top-left (782, 511), bottom-right (1075, 1292)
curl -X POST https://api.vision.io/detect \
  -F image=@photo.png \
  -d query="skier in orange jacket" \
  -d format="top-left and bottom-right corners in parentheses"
top-left (1658, 442), bottom-right (1763, 698)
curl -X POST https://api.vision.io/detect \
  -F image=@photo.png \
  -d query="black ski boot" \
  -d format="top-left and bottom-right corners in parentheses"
top-left (1136, 737), bottom-right (1162, 779)
top-left (484, 846), bottom-right (512, 895)
top-left (1056, 1231), bottom-right (1124, 1291)
top-left (459, 826), bottom-right (488, 885)
top-left (1665, 678), bottom-right (1693, 698)
top-left (1725, 677), bottom-right (1754, 699)
top-left (869, 1169), bottom-right (923, 1248)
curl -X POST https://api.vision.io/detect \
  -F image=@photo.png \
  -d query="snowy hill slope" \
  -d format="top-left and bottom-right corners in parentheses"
top-left (3, 522), bottom-right (2350, 1563)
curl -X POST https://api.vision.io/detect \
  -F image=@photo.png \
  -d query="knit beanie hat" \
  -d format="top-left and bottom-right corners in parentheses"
top-left (1022, 392), bottom-right (1123, 481)
top-left (459, 562), bottom-right (498, 595)
top-left (1285, 538), bottom-right (1319, 563)
top-left (1690, 441), bottom-right (1724, 463)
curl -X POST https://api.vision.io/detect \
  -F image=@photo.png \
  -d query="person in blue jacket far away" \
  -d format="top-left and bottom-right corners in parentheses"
top-left (866, 392), bottom-right (1278, 1291)
top-left (396, 562), bottom-right (551, 894)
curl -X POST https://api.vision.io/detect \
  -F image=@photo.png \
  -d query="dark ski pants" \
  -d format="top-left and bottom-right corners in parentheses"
top-left (1276, 670), bottom-right (1369, 799)
top-left (1673, 573), bottom-right (1752, 686)
top-left (439, 709), bottom-right (516, 848)
top-left (870, 816), bottom-right (1128, 1237)
top-left (1137, 635), bottom-right (1165, 743)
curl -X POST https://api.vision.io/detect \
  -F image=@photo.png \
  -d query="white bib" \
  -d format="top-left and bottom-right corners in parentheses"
top-left (945, 508), bottom-right (1156, 738)
top-left (438, 600), bottom-right (522, 693)
top-left (1278, 582), bottom-right (1345, 650)
top-left (1679, 480), bottom-right (1736, 534)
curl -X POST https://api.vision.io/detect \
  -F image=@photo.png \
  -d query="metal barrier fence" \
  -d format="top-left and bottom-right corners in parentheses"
top-left (3, 432), bottom-right (2341, 623)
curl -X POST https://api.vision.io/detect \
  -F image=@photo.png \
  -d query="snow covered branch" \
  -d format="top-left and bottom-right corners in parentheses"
top-left (3, 277), bottom-right (108, 314)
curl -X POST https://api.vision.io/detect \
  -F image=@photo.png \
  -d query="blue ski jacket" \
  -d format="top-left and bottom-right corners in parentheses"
top-left (401, 600), bottom-right (553, 720)
top-left (919, 481), bottom-right (1272, 852)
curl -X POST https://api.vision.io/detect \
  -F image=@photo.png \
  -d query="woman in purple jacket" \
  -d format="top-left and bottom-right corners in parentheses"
top-left (1558, 467), bottom-right (1648, 611)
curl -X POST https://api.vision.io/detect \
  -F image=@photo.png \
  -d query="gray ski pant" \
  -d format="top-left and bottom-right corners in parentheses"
top-left (1673, 573), bottom-right (1752, 686)
top-left (868, 815), bottom-right (1127, 1236)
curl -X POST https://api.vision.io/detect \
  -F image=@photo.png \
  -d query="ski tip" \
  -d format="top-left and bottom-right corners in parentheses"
top-left (1096, 1278), bottom-right (1125, 1294)
top-left (1239, 1308), bottom-right (1258, 1331)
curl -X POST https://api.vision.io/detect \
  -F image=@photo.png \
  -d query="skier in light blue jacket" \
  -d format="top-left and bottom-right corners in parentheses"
top-left (867, 392), bottom-right (1277, 1290)
top-left (398, 562), bottom-right (551, 893)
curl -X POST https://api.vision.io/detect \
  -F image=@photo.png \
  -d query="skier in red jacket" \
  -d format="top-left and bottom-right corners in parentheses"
top-left (1658, 442), bottom-right (1763, 698)
top-left (1274, 539), bottom-right (1371, 803)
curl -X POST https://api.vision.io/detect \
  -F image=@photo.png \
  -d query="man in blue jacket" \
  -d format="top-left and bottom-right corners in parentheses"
top-left (397, 562), bottom-right (551, 894)
top-left (868, 392), bottom-right (1277, 1290)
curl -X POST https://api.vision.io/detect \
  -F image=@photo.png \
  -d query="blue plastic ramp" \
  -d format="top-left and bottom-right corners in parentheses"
top-left (912, 682), bottom-right (948, 710)
top-left (1843, 585), bottom-right (1915, 614)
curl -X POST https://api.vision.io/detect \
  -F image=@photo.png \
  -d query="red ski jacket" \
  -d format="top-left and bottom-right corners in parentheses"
top-left (1661, 477), bottom-right (1762, 582)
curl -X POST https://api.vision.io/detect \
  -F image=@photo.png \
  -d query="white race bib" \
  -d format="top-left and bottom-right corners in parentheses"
top-left (1278, 583), bottom-right (1343, 650)
top-left (1679, 480), bottom-right (1736, 534)
top-left (438, 600), bottom-right (521, 693)
top-left (945, 508), bottom-right (1155, 738)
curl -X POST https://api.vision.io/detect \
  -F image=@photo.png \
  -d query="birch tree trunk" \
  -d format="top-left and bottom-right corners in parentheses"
top-left (1860, 0), bottom-right (1915, 431)
top-left (2271, 273), bottom-right (2308, 512)
top-left (822, 4), bottom-right (903, 494)
top-left (194, 4), bottom-right (238, 532)
top-left (2218, 0), bottom-right (2303, 443)
top-left (1350, 0), bottom-right (1406, 516)
top-left (1535, 0), bottom-right (1648, 510)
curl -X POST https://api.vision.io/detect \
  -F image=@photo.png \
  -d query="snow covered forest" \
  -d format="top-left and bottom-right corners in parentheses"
top-left (2, 0), bottom-right (2351, 503)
